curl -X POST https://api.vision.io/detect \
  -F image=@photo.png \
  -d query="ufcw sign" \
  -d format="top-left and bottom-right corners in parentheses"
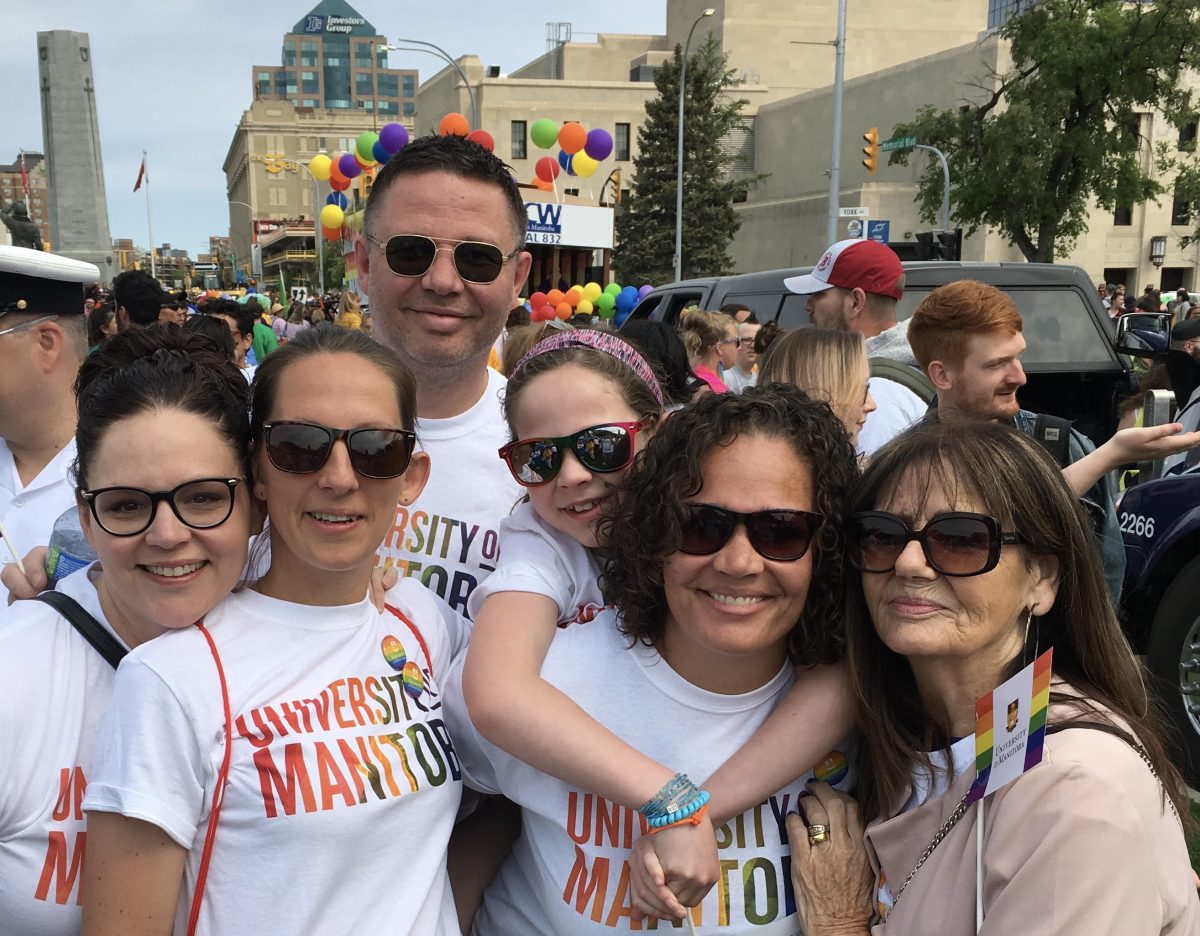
top-left (523, 201), bottom-right (614, 249)
top-left (526, 203), bottom-right (562, 235)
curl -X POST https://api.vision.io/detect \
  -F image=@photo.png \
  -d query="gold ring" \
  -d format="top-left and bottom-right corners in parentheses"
top-left (807, 823), bottom-right (830, 846)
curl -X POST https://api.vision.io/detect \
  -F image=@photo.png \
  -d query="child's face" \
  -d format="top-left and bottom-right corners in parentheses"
top-left (511, 363), bottom-right (651, 549)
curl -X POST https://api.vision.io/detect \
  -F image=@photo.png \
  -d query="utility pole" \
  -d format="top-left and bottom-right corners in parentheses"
top-left (827, 0), bottom-right (847, 246)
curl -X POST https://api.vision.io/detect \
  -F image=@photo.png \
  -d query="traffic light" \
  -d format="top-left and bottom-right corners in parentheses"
top-left (861, 127), bottom-right (879, 175)
top-left (915, 231), bottom-right (936, 260)
top-left (936, 229), bottom-right (963, 261)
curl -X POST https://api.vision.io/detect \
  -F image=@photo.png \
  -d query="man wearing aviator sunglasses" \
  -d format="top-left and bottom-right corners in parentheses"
top-left (350, 134), bottom-right (532, 613)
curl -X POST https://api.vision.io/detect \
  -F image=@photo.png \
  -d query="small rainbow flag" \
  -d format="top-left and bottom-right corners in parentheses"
top-left (967, 648), bottom-right (1053, 804)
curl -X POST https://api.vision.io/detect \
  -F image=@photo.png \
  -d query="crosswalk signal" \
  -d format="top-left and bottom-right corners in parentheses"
top-left (862, 127), bottom-right (879, 175)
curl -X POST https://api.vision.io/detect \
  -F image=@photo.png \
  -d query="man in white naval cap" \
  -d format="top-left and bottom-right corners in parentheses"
top-left (0, 245), bottom-right (97, 603)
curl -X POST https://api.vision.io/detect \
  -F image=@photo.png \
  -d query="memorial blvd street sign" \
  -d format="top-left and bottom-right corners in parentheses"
top-left (880, 135), bottom-right (916, 153)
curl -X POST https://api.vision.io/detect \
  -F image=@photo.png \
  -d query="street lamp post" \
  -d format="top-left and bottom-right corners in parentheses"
top-left (674, 8), bottom-right (716, 283)
top-left (380, 40), bottom-right (477, 129)
top-left (827, 0), bottom-right (848, 246)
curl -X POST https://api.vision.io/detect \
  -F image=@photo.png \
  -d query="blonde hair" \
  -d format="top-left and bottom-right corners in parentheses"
top-left (758, 327), bottom-right (867, 432)
top-left (679, 309), bottom-right (734, 363)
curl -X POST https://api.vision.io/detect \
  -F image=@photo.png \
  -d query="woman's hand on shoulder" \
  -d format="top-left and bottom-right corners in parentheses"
top-left (369, 564), bottom-right (399, 611)
top-left (629, 812), bottom-right (720, 922)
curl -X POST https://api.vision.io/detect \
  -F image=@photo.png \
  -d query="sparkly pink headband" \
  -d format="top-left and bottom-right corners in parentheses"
top-left (512, 329), bottom-right (665, 407)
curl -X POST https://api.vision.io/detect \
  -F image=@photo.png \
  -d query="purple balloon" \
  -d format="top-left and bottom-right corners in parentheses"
top-left (378, 122), bottom-right (409, 154)
top-left (338, 152), bottom-right (362, 179)
top-left (638, 284), bottom-right (654, 298)
top-left (585, 128), bottom-right (614, 162)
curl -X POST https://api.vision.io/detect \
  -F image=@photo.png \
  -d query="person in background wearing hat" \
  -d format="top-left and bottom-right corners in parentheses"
top-left (0, 246), bottom-right (96, 603)
top-left (784, 238), bottom-right (926, 454)
top-left (1, 202), bottom-right (42, 252)
top-left (158, 290), bottom-right (187, 326)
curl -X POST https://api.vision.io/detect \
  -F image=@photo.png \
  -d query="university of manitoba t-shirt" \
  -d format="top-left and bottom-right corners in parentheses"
top-left (375, 367), bottom-right (522, 617)
top-left (444, 610), bottom-right (855, 935)
top-left (84, 579), bottom-right (469, 936)
top-left (0, 565), bottom-right (125, 936)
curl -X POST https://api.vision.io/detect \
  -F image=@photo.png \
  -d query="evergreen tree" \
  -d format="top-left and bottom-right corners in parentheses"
top-left (887, 0), bottom-right (1200, 263)
top-left (613, 36), bottom-right (752, 285)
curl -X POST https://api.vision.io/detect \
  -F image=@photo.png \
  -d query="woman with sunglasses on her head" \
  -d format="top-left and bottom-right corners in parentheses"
top-left (81, 326), bottom-right (468, 936)
top-left (0, 327), bottom-right (253, 936)
top-left (680, 309), bottom-right (738, 394)
top-left (786, 421), bottom-right (1197, 936)
top-left (449, 382), bottom-right (859, 932)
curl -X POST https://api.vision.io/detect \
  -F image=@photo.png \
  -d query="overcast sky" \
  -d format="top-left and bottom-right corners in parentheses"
top-left (1, 1), bottom-right (665, 257)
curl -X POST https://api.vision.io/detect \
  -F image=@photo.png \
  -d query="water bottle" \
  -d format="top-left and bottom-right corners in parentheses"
top-left (45, 506), bottom-right (98, 585)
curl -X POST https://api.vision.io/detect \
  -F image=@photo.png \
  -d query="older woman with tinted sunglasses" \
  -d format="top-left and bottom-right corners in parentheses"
top-left (786, 420), bottom-right (1197, 936)
top-left (81, 326), bottom-right (468, 936)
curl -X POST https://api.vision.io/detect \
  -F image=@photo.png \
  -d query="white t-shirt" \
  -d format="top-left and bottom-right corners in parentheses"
top-left (856, 378), bottom-right (926, 455)
top-left (444, 611), bottom-right (856, 935)
top-left (466, 500), bottom-right (605, 626)
top-left (724, 367), bottom-right (757, 395)
top-left (83, 579), bottom-right (469, 936)
top-left (376, 368), bottom-right (522, 617)
top-left (0, 565), bottom-right (127, 935)
top-left (0, 437), bottom-right (76, 604)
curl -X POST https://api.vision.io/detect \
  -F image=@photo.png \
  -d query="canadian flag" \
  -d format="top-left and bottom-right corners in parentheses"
top-left (133, 154), bottom-right (147, 192)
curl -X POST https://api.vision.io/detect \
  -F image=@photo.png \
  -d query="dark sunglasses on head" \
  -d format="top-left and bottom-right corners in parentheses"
top-left (845, 511), bottom-right (1026, 577)
top-left (679, 503), bottom-right (824, 562)
top-left (498, 419), bottom-right (653, 487)
top-left (263, 421), bottom-right (416, 479)
top-left (363, 233), bottom-right (522, 284)
top-left (79, 477), bottom-right (241, 537)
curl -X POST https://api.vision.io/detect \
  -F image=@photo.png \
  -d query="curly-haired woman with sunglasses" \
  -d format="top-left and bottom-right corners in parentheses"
top-left (786, 421), bottom-right (1197, 936)
top-left (446, 382), bottom-right (859, 933)
top-left (81, 325), bottom-right (469, 936)
top-left (0, 327), bottom-right (254, 936)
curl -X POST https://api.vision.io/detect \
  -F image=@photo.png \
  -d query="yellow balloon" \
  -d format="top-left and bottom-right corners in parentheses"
top-left (577, 299), bottom-right (594, 315)
top-left (572, 151), bottom-right (599, 177)
top-left (309, 153), bottom-right (332, 182)
top-left (320, 204), bottom-right (345, 229)
top-left (582, 281), bottom-right (602, 302)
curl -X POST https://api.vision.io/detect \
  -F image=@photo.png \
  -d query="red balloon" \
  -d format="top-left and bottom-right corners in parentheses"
top-left (558, 122), bottom-right (587, 155)
top-left (535, 304), bottom-right (556, 322)
top-left (329, 176), bottom-right (351, 192)
top-left (529, 291), bottom-right (548, 308)
top-left (466, 129), bottom-right (495, 152)
top-left (439, 112), bottom-right (470, 136)
top-left (535, 156), bottom-right (561, 183)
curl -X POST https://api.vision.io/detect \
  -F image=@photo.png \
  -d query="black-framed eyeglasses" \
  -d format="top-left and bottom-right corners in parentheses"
top-left (79, 478), bottom-right (243, 537)
top-left (363, 232), bottom-right (523, 284)
top-left (263, 421), bottom-right (416, 479)
top-left (679, 503), bottom-right (825, 562)
top-left (736, 337), bottom-right (757, 348)
top-left (498, 419), bottom-right (653, 487)
top-left (845, 511), bottom-right (1026, 577)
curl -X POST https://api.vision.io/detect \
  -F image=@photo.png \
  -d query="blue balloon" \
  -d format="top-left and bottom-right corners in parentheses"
top-left (373, 140), bottom-right (390, 164)
top-left (557, 148), bottom-right (577, 176)
top-left (614, 306), bottom-right (633, 327)
top-left (325, 191), bottom-right (348, 209)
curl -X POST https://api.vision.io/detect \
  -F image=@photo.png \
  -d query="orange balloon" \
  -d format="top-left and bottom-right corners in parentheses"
top-left (555, 301), bottom-right (572, 320)
top-left (558, 122), bottom-right (587, 155)
top-left (565, 286), bottom-right (583, 307)
top-left (322, 225), bottom-right (342, 240)
top-left (439, 112), bottom-right (470, 136)
top-left (546, 289), bottom-right (565, 306)
top-left (532, 177), bottom-right (554, 191)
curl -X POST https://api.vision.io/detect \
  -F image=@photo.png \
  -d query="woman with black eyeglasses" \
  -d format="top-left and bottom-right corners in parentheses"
top-left (444, 384), bottom-right (860, 933)
top-left (0, 327), bottom-right (253, 936)
top-left (81, 326), bottom-right (469, 936)
top-left (786, 421), bottom-right (1197, 936)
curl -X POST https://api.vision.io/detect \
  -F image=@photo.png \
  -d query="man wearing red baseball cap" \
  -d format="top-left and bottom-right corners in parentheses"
top-left (785, 238), bottom-right (927, 453)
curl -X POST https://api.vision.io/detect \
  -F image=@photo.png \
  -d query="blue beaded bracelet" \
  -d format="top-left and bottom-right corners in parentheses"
top-left (647, 790), bottom-right (711, 828)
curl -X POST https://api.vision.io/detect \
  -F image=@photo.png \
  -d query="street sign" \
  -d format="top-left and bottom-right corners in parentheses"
top-left (880, 135), bottom-right (916, 153)
top-left (867, 220), bottom-right (891, 243)
top-left (847, 220), bottom-right (864, 239)
top-left (838, 206), bottom-right (870, 218)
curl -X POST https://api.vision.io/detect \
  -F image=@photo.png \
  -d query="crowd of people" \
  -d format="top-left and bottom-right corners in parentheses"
top-left (1, 132), bottom-right (1199, 936)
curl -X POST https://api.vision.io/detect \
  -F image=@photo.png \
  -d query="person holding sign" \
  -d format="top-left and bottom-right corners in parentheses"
top-left (785, 420), bottom-right (1197, 935)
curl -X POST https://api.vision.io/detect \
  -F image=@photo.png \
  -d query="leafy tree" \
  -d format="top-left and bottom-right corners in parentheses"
top-left (613, 36), bottom-right (752, 284)
top-left (887, 0), bottom-right (1200, 262)
top-left (320, 242), bottom-right (345, 293)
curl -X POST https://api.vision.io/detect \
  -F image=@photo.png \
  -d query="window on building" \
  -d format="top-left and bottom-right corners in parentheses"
top-left (402, 101), bottom-right (414, 116)
top-left (615, 123), bottom-right (631, 161)
top-left (302, 99), bottom-right (318, 108)
top-left (1181, 118), bottom-right (1198, 150)
top-left (363, 100), bottom-right (375, 110)
top-left (318, 136), bottom-right (326, 149)
top-left (1172, 186), bottom-right (1192, 226)
top-left (301, 41), bottom-right (317, 52)
top-left (356, 73), bottom-right (374, 94)
top-left (258, 71), bottom-right (271, 81)
top-left (378, 74), bottom-right (398, 97)
top-left (511, 120), bottom-right (528, 160)
top-left (339, 138), bottom-right (353, 152)
top-left (328, 99), bottom-right (351, 109)
top-left (1113, 204), bottom-right (1133, 226)
top-left (402, 74), bottom-right (415, 96)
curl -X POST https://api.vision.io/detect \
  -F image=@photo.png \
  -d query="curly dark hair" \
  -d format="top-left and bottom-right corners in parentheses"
top-left (600, 383), bottom-right (859, 666)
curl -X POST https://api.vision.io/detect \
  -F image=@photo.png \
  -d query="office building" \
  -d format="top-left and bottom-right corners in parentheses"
top-left (0, 152), bottom-right (48, 249)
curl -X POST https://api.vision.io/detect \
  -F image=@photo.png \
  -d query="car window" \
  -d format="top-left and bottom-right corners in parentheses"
top-left (658, 291), bottom-right (707, 325)
top-left (720, 292), bottom-right (784, 325)
top-left (628, 294), bottom-right (662, 321)
top-left (777, 294), bottom-right (811, 329)
top-left (896, 287), bottom-right (1115, 367)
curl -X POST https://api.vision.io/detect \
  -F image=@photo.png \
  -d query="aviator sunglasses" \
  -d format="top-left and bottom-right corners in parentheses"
top-left (498, 419), bottom-right (653, 487)
top-left (679, 503), bottom-right (825, 562)
top-left (363, 233), bottom-right (523, 284)
top-left (845, 511), bottom-right (1026, 577)
top-left (263, 421), bottom-right (416, 479)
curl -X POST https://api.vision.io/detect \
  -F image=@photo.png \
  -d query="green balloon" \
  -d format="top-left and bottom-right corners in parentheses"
top-left (530, 118), bottom-right (559, 150)
top-left (356, 132), bottom-right (379, 162)
top-left (604, 282), bottom-right (622, 296)
top-left (596, 292), bottom-right (616, 312)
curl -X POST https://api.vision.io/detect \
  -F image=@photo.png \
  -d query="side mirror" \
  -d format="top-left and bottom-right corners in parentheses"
top-left (1115, 312), bottom-right (1171, 357)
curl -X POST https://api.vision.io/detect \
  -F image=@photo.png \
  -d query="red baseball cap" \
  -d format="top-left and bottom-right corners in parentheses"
top-left (783, 239), bottom-right (904, 301)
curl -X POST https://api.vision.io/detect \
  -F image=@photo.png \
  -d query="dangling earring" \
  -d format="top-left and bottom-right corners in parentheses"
top-left (1023, 605), bottom-right (1038, 667)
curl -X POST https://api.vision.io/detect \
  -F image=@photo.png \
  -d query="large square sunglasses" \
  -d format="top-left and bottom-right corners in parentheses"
top-left (845, 511), bottom-right (1026, 577)
top-left (79, 478), bottom-right (242, 537)
top-left (679, 503), bottom-right (825, 562)
top-left (263, 421), bottom-right (416, 479)
top-left (363, 233), bottom-right (523, 285)
top-left (498, 419), bottom-right (653, 487)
